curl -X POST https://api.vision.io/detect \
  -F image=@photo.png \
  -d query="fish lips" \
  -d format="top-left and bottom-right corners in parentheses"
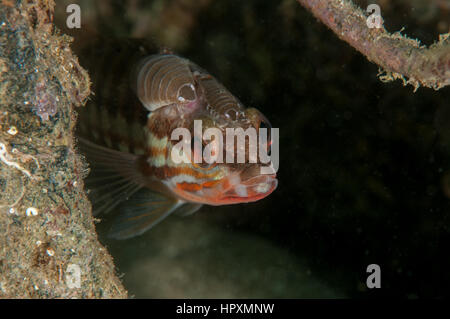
top-left (220, 172), bottom-right (278, 204)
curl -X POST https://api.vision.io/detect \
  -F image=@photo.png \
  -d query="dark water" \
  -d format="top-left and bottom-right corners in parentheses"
top-left (57, 0), bottom-right (450, 298)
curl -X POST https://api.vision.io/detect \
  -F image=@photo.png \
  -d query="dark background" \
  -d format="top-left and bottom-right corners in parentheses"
top-left (56, 0), bottom-right (450, 298)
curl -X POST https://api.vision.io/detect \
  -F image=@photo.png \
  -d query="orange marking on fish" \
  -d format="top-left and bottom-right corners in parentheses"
top-left (201, 180), bottom-right (221, 188)
top-left (147, 146), bottom-right (167, 157)
top-left (162, 166), bottom-right (219, 179)
top-left (221, 178), bottom-right (231, 191)
top-left (177, 182), bottom-right (202, 192)
top-left (189, 157), bottom-right (218, 171)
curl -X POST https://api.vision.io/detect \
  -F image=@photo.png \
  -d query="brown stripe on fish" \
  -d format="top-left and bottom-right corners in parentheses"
top-left (102, 45), bottom-right (129, 116)
top-left (145, 110), bottom-right (187, 139)
top-left (77, 39), bottom-right (157, 152)
top-left (175, 179), bottom-right (223, 193)
top-left (97, 44), bottom-right (142, 151)
top-left (140, 155), bottom-right (222, 181)
top-left (163, 166), bottom-right (222, 180)
top-left (79, 100), bottom-right (148, 156)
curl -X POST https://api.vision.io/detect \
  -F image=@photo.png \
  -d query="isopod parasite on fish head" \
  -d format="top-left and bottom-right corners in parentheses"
top-left (132, 54), bottom-right (200, 113)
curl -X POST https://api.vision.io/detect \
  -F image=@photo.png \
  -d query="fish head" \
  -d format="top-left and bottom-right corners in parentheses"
top-left (209, 164), bottom-right (278, 205)
top-left (167, 105), bottom-right (278, 206)
top-left (136, 54), bottom-right (278, 206)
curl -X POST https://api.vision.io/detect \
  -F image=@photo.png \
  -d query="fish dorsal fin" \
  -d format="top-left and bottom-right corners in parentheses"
top-left (77, 137), bottom-right (145, 216)
top-left (109, 189), bottom-right (182, 240)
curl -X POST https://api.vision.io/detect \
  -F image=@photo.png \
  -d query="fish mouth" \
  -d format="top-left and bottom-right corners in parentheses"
top-left (211, 163), bottom-right (277, 204)
top-left (219, 173), bottom-right (278, 204)
top-left (170, 165), bottom-right (277, 206)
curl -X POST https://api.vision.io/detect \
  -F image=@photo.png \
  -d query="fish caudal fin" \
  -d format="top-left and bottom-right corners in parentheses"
top-left (108, 189), bottom-right (182, 240)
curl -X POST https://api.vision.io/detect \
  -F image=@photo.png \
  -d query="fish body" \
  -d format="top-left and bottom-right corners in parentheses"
top-left (77, 39), bottom-right (277, 239)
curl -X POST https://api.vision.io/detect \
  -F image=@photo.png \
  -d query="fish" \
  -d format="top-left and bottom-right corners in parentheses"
top-left (76, 39), bottom-right (277, 239)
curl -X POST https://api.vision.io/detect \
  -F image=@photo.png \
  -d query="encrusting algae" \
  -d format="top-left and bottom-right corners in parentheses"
top-left (76, 39), bottom-right (277, 240)
top-left (0, 0), bottom-right (127, 298)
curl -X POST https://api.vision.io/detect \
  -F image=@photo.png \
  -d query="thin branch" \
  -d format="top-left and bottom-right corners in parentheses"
top-left (297, 0), bottom-right (450, 90)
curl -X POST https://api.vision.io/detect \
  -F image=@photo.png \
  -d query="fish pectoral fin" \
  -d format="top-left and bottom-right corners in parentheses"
top-left (77, 137), bottom-right (143, 182)
top-left (108, 189), bottom-right (182, 240)
top-left (77, 137), bottom-right (145, 216)
top-left (173, 203), bottom-right (203, 217)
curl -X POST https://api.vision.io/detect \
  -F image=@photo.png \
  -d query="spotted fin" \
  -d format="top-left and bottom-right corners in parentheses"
top-left (77, 137), bottom-right (145, 216)
top-left (109, 189), bottom-right (183, 239)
